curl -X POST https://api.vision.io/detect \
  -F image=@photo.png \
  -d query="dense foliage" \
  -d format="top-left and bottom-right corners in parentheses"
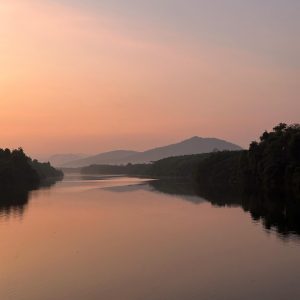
top-left (0, 148), bottom-right (39, 189)
top-left (196, 151), bottom-right (246, 188)
top-left (0, 148), bottom-right (63, 191)
top-left (197, 123), bottom-right (300, 198)
top-left (30, 160), bottom-right (64, 181)
top-left (247, 123), bottom-right (300, 196)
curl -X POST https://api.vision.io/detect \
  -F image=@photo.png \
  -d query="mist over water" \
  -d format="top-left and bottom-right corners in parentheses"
top-left (1, 175), bottom-right (300, 300)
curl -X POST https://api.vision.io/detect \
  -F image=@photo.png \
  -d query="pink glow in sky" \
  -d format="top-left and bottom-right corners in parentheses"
top-left (1, 1), bottom-right (299, 157)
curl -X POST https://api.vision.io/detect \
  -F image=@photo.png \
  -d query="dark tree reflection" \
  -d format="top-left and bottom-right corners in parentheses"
top-left (0, 179), bottom-right (59, 219)
top-left (0, 189), bottom-right (30, 219)
top-left (149, 180), bottom-right (300, 239)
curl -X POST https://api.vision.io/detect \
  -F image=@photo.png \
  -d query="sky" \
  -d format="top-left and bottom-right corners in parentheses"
top-left (1, 0), bottom-right (299, 158)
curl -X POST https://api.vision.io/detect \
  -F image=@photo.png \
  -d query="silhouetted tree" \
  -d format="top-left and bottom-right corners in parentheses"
top-left (0, 148), bottom-right (63, 192)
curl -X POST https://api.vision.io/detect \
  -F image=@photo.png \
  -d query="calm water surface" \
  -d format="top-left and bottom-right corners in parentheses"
top-left (0, 175), bottom-right (300, 300)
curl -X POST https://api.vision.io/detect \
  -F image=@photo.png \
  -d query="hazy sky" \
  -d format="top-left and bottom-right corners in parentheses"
top-left (1, 0), bottom-right (299, 157)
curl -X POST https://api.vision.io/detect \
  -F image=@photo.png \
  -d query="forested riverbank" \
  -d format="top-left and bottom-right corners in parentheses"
top-left (82, 123), bottom-right (300, 199)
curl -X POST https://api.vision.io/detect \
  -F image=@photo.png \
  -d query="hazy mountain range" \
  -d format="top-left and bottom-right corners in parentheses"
top-left (49, 136), bottom-right (242, 168)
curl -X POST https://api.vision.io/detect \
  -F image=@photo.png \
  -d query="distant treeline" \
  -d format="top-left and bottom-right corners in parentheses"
top-left (0, 148), bottom-right (63, 191)
top-left (81, 153), bottom-right (210, 178)
top-left (82, 123), bottom-right (300, 199)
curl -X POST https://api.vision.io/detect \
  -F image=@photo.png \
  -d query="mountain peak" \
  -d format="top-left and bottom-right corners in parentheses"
top-left (61, 136), bottom-right (242, 167)
top-left (184, 136), bottom-right (202, 142)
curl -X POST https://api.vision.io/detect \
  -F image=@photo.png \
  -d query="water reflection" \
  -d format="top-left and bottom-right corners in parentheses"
top-left (1, 176), bottom-right (300, 300)
top-left (148, 179), bottom-right (205, 204)
top-left (0, 179), bottom-right (60, 219)
top-left (148, 180), bottom-right (300, 239)
top-left (0, 189), bottom-right (30, 219)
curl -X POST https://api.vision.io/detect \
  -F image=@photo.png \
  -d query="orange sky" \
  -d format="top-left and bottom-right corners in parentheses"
top-left (1, 1), bottom-right (299, 158)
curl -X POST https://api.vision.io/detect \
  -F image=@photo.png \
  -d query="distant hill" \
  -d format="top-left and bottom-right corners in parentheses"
top-left (118, 137), bottom-right (242, 164)
top-left (47, 153), bottom-right (88, 167)
top-left (62, 150), bottom-right (140, 168)
top-left (62, 137), bottom-right (242, 168)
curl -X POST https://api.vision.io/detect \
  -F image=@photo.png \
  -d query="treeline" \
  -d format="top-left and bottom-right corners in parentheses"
top-left (0, 148), bottom-right (63, 191)
top-left (197, 123), bottom-right (300, 198)
top-left (81, 153), bottom-right (210, 178)
top-left (30, 159), bottom-right (63, 181)
top-left (247, 123), bottom-right (300, 196)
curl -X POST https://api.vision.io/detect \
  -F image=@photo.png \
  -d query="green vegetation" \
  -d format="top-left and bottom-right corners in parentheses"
top-left (0, 148), bottom-right (63, 191)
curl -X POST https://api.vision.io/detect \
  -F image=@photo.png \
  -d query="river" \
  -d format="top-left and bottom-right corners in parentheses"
top-left (0, 175), bottom-right (300, 300)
